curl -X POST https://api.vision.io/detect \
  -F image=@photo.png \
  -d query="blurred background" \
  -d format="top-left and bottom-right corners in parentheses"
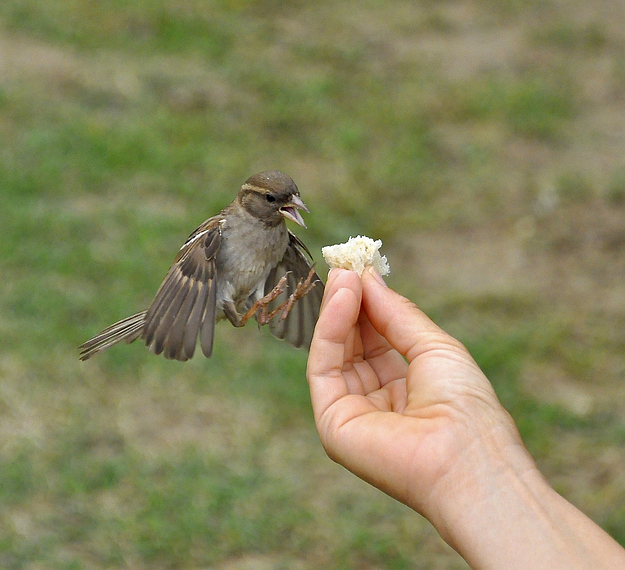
top-left (1, 0), bottom-right (624, 568)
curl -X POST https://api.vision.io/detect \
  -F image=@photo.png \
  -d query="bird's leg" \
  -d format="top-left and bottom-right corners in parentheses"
top-left (224, 274), bottom-right (290, 328)
top-left (255, 267), bottom-right (318, 325)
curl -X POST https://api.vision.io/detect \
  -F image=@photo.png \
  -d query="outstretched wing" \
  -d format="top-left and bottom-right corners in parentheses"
top-left (263, 231), bottom-right (324, 349)
top-left (79, 218), bottom-right (223, 361)
top-left (143, 218), bottom-right (223, 361)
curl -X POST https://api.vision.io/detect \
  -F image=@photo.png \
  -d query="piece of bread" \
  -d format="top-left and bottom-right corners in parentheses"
top-left (322, 235), bottom-right (390, 277)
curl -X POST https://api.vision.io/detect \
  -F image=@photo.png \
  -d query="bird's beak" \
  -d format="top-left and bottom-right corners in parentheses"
top-left (280, 194), bottom-right (309, 228)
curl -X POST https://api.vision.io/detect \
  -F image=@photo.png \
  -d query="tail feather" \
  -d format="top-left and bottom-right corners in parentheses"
top-left (78, 311), bottom-right (147, 361)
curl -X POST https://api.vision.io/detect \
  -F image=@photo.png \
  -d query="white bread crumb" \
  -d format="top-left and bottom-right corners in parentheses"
top-left (322, 236), bottom-right (390, 277)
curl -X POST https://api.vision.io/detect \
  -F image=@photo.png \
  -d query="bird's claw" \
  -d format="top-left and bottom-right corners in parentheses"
top-left (247, 267), bottom-right (319, 326)
top-left (277, 266), bottom-right (318, 322)
top-left (239, 273), bottom-right (290, 326)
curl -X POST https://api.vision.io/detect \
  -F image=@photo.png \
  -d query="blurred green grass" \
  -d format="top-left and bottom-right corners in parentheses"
top-left (1, 0), bottom-right (625, 568)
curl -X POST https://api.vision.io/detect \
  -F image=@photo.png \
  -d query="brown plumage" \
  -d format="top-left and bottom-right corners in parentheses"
top-left (79, 171), bottom-right (323, 361)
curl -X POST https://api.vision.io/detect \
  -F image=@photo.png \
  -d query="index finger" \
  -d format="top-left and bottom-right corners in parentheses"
top-left (358, 308), bottom-right (409, 387)
top-left (361, 268), bottom-right (463, 364)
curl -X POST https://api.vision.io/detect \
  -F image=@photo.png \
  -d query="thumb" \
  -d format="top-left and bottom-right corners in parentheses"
top-left (307, 269), bottom-right (362, 420)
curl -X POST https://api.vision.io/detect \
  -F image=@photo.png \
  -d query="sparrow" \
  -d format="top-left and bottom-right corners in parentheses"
top-left (79, 171), bottom-right (324, 361)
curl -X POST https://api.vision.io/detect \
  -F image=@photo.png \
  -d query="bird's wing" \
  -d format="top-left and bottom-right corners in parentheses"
top-left (143, 217), bottom-right (223, 360)
top-left (263, 231), bottom-right (324, 349)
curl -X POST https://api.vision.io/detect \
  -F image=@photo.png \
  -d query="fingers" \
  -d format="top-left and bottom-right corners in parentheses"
top-left (358, 309), bottom-right (408, 387)
top-left (361, 267), bottom-right (466, 364)
top-left (306, 269), bottom-right (362, 418)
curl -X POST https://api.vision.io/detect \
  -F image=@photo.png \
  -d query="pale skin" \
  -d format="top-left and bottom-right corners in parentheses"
top-left (306, 267), bottom-right (625, 570)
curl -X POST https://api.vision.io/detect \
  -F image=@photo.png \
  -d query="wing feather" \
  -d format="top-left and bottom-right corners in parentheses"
top-left (161, 276), bottom-right (197, 360)
top-left (200, 267), bottom-right (218, 358)
top-left (143, 269), bottom-right (185, 346)
top-left (143, 219), bottom-right (222, 360)
top-left (79, 217), bottom-right (223, 361)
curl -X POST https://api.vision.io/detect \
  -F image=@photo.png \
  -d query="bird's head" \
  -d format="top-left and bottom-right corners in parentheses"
top-left (239, 171), bottom-right (309, 228)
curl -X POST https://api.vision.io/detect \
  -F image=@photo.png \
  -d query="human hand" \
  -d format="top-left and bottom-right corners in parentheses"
top-left (306, 267), bottom-right (533, 529)
top-left (307, 267), bottom-right (625, 570)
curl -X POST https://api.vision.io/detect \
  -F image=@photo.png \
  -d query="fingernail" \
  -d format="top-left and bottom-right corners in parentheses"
top-left (367, 266), bottom-right (388, 287)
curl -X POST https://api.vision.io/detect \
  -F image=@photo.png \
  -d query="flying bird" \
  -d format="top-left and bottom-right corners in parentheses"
top-left (79, 171), bottom-right (323, 361)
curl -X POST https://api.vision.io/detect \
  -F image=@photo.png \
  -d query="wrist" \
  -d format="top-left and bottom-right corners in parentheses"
top-left (426, 407), bottom-right (542, 547)
top-left (423, 406), bottom-right (625, 570)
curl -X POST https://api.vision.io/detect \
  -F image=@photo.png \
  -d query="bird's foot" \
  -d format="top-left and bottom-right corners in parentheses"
top-left (256, 266), bottom-right (318, 325)
top-left (238, 273), bottom-right (290, 327)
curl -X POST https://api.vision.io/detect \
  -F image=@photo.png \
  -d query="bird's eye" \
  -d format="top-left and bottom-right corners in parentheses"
top-left (266, 194), bottom-right (276, 203)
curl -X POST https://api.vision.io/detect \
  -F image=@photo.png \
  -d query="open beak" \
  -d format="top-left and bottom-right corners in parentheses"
top-left (280, 194), bottom-right (309, 228)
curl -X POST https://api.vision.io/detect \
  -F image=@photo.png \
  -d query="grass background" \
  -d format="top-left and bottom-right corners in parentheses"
top-left (1, 0), bottom-right (625, 568)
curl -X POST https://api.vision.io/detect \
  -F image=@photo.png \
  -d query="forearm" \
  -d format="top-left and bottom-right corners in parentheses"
top-left (430, 437), bottom-right (625, 570)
